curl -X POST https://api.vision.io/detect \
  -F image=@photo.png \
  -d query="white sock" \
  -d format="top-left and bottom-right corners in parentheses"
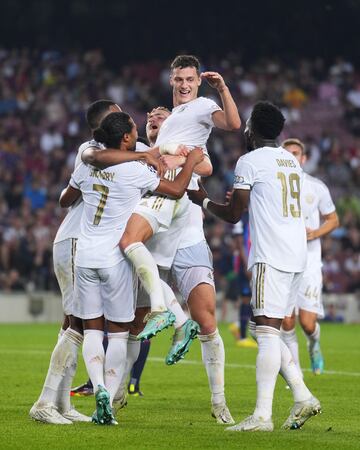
top-left (281, 328), bottom-right (302, 375)
top-left (37, 328), bottom-right (82, 407)
top-left (104, 331), bottom-right (129, 405)
top-left (198, 329), bottom-right (225, 406)
top-left (248, 321), bottom-right (256, 340)
top-left (56, 328), bottom-right (83, 412)
top-left (114, 334), bottom-right (141, 400)
top-left (161, 280), bottom-right (187, 328)
top-left (253, 326), bottom-right (281, 421)
top-left (305, 322), bottom-right (320, 353)
top-left (82, 329), bottom-right (105, 392)
top-left (58, 328), bottom-right (65, 342)
top-left (124, 242), bottom-right (166, 312)
top-left (279, 339), bottom-right (312, 402)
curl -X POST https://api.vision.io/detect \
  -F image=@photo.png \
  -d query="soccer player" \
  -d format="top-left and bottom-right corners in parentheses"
top-left (60, 111), bottom-right (204, 424)
top-left (188, 101), bottom-right (321, 432)
top-left (281, 138), bottom-right (339, 374)
top-left (30, 100), bottom-right (162, 424)
top-left (119, 55), bottom-right (241, 341)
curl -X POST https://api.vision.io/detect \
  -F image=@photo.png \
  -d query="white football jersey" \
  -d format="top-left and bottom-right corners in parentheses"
top-left (70, 160), bottom-right (160, 268)
top-left (301, 173), bottom-right (335, 270)
top-left (54, 140), bottom-right (104, 244)
top-left (234, 146), bottom-right (307, 273)
top-left (155, 97), bottom-right (221, 148)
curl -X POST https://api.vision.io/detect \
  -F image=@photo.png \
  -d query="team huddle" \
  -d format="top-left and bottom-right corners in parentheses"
top-left (29, 54), bottom-right (338, 432)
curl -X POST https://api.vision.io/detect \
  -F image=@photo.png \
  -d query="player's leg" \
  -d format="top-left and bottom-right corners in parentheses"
top-left (299, 309), bottom-right (323, 374)
top-left (281, 311), bottom-right (302, 374)
top-left (30, 239), bottom-right (88, 425)
top-left (237, 272), bottom-right (257, 347)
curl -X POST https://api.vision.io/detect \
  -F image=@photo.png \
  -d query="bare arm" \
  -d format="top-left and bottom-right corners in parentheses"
top-left (81, 147), bottom-right (165, 177)
top-left (59, 185), bottom-right (81, 208)
top-left (201, 71), bottom-right (241, 131)
top-left (161, 154), bottom-right (213, 177)
top-left (306, 211), bottom-right (340, 241)
top-left (155, 148), bottom-right (204, 199)
top-left (187, 182), bottom-right (249, 224)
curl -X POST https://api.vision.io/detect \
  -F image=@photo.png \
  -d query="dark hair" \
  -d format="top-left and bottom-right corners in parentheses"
top-left (170, 55), bottom-right (200, 75)
top-left (86, 99), bottom-right (116, 130)
top-left (93, 112), bottom-right (133, 148)
top-left (250, 101), bottom-right (285, 139)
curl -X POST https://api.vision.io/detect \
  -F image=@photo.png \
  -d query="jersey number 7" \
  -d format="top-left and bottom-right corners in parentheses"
top-left (93, 184), bottom-right (109, 225)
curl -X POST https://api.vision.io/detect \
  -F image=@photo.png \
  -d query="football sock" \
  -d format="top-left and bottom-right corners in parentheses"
top-left (279, 339), bottom-right (312, 402)
top-left (104, 331), bottom-right (129, 405)
top-left (248, 320), bottom-right (257, 340)
top-left (115, 334), bottom-right (141, 399)
top-left (253, 326), bottom-right (281, 421)
top-left (37, 327), bottom-right (82, 406)
top-left (305, 322), bottom-right (320, 352)
top-left (58, 327), bottom-right (65, 342)
top-left (239, 303), bottom-right (252, 339)
top-left (82, 329), bottom-right (105, 392)
top-left (129, 339), bottom-right (151, 390)
top-left (56, 328), bottom-right (83, 412)
top-left (199, 329), bottom-right (225, 406)
top-left (161, 280), bottom-right (187, 328)
top-left (281, 327), bottom-right (302, 375)
top-left (124, 242), bottom-right (167, 312)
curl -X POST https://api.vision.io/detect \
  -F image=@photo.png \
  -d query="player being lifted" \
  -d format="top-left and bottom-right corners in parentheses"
top-left (188, 101), bottom-right (321, 432)
top-left (281, 138), bottom-right (339, 374)
top-left (60, 111), bottom-right (204, 424)
top-left (119, 54), bottom-right (241, 340)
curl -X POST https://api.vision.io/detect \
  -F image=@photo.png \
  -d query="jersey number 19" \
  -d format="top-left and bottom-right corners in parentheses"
top-left (277, 172), bottom-right (301, 218)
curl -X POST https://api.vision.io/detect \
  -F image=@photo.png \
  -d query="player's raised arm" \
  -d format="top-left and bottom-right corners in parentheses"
top-left (201, 71), bottom-right (241, 131)
top-left (187, 181), bottom-right (248, 224)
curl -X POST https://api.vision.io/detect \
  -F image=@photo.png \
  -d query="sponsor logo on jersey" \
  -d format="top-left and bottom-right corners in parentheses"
top-left (234, 175), bottom-right (245, 184)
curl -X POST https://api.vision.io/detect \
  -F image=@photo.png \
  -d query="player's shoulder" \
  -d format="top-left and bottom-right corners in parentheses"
top-left (304, 173), bottom-right (329, 191)
top-left (196, 96), bottom-right (221, 110)
top-left (78, 139), bottom-right (104, 153)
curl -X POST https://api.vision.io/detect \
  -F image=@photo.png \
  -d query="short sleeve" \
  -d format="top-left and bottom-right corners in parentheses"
top-left (233, 220), bottom-right (244, 235)
top-left (69, 162), bottom-right (85, 189)
top-left (318, 182), bottom-right (336, 216)
top-left (135, 162), bottom-right (160, 192)
top-left (201, 97), bottom-right (222, 126)
top-left (233, 157), bottom-right (256, 190)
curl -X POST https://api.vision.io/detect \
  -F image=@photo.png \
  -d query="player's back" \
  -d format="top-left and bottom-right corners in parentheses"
top-left (71, 160), bottom-right (159, 268)
top-left (235, 146), bottom-right (307, 273)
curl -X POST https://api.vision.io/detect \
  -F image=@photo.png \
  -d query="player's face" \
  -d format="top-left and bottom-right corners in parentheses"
top-left (146, 109), bottom-right (171, 143)
top-left (170, 67), bottom-right (201, 106)
top-left (284, 144), bottom-right (306, 166)
top-left (127, 119), bottom-right (138, 151)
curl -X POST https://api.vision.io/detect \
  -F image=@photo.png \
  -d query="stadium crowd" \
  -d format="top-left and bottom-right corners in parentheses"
top-left (0, 48), bottom-right (359, 295)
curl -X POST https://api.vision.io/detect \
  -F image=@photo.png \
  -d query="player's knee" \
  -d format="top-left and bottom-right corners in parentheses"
top-left (281, 316), bottom-right (295, 331)
top-left (119, 233), bottom-right (132, 251)
top-left (301, 321), bottom-right (316, 335)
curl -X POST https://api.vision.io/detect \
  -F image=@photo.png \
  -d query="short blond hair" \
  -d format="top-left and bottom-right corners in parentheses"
top-left (147, 106), bottom-right (171, 117)
top-left (281, 138), bottom-right (306, 154)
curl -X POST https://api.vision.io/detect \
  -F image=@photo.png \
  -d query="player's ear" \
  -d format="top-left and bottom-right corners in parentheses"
top-left (169, 74), bottom-right (174, 87)
top-left (197, 74), bottom-right (202, 86)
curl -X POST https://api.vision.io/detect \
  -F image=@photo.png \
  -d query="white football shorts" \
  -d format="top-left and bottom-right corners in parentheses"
top-left (53, 238), bottom-right (77, 316)
top-left (74, 261), bottom-right (137, 322)
top-left (295, 267), bottom-right (324, 318)
top-left (171, 240), bottom-right (215, 302)
top-left (251, 263), bottom-right (303, 319)
top-left (134, 193), bottom-right (177, 233)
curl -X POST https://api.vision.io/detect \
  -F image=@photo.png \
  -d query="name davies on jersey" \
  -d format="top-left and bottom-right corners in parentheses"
top-left (276, 158), bottom-right (296, 168)
top-left (89, 168), bottom-right (115, 182)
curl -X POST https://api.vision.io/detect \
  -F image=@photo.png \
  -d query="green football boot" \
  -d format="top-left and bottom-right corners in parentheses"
top-left (165, 319), bottom-right (200, 365)
top-left (309, 341), bottom-right (324, 375)
top-left (92, 385), bottom-right (117, 425)
top-left (137, 311), bottom-right (176, 341)
top-left (282, 396), bottom-right (321, 430)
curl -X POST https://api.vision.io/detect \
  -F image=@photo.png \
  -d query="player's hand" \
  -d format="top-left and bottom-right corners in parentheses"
top-left (306, 227), bottom-right (318, 241)
top-left (144, 153), bottom-right (166, 178)
top-left (187, 179), bottom-right (208, 206)
top-left (201, 71), bottom-right (227, 92)
top-left (160, 155), bottom-right (186, 170)
top-left (186, 147), bottom-right (204, 165)
top-left (175, 144), bottom-right (190, 157)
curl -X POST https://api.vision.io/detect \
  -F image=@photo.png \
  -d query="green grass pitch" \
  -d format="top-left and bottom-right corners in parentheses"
top-left (0, 322), bottom-right (359, 449)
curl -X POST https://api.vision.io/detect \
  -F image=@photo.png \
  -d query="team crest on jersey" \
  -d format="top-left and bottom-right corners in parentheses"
top-left (305, 194), bottom-right (315, 204)
top-left (177, 105), bottom-right (187, 113)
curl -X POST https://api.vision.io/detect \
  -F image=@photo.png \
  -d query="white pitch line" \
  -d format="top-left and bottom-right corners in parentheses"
top-left (148, 356), bottom-right (360, 377)
top-left (1, 348), bottom-right (360, 378)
